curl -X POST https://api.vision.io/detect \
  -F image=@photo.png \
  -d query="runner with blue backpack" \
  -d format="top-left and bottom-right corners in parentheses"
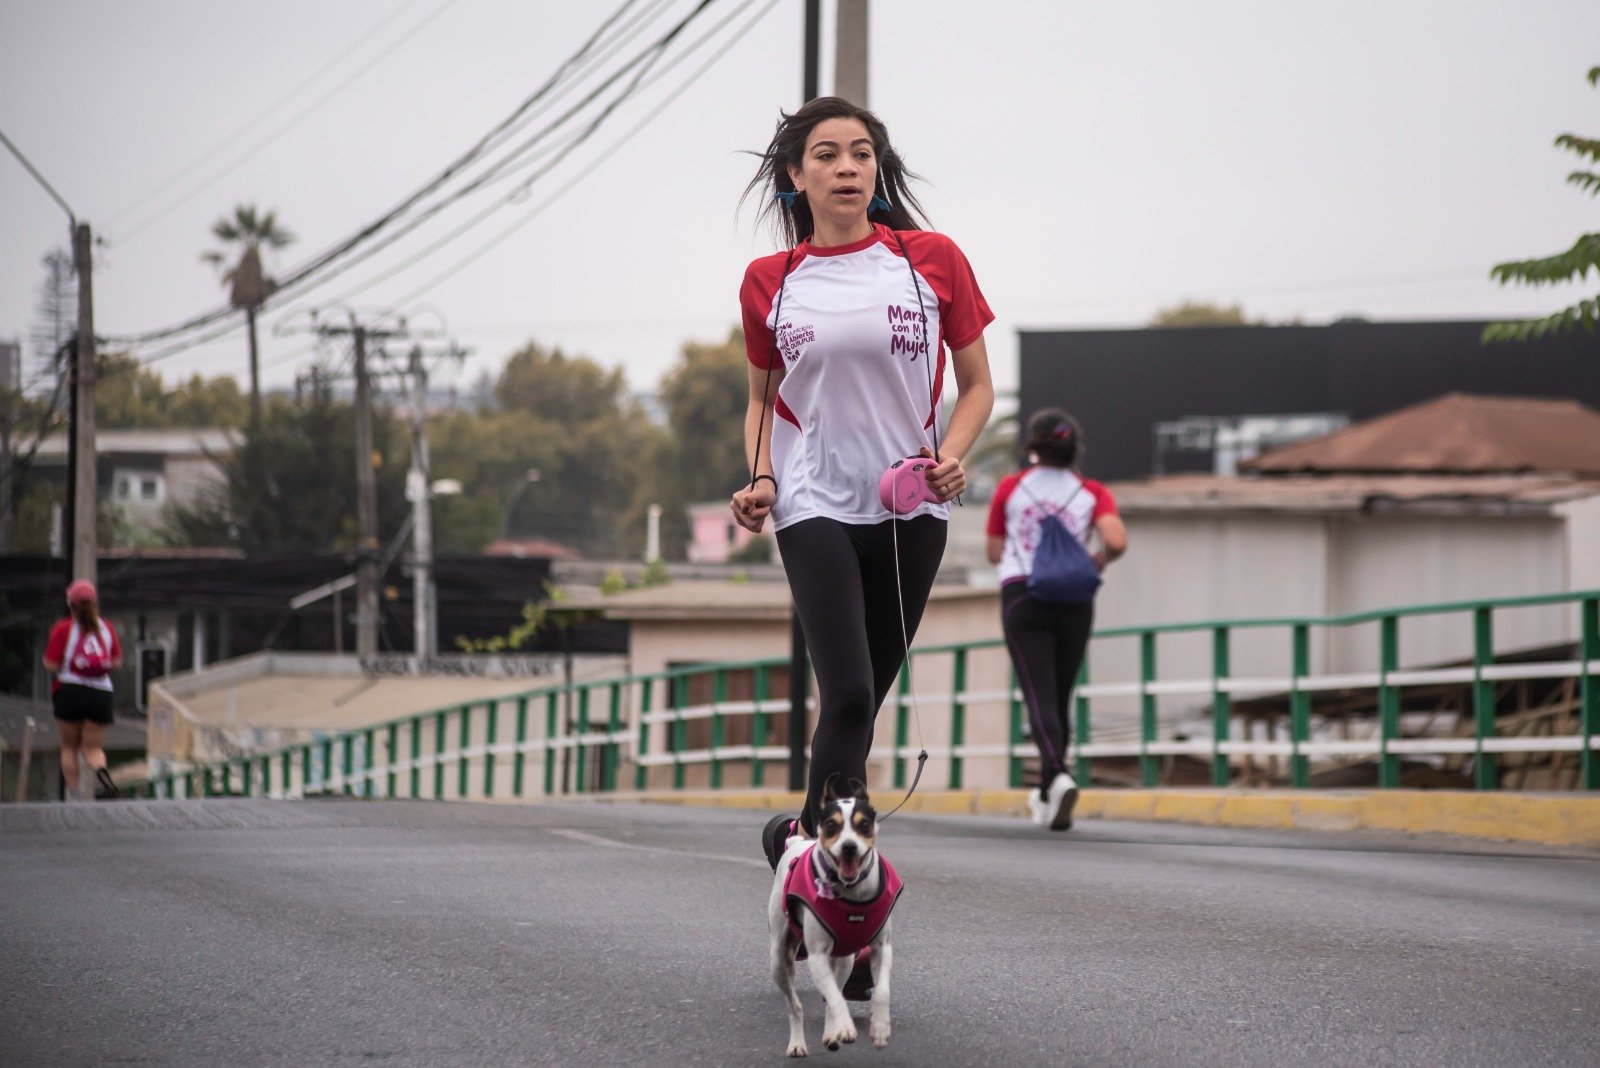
top-left (986, 410), bottom-right (1127, 830)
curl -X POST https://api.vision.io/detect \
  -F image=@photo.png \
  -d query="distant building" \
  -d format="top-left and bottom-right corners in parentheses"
top-left (1019, 319), bottom-right (1600, 480)
top-left (28, 427), bottom-right (235, 538)
top-left (685, 501), bottom-right (760, 563)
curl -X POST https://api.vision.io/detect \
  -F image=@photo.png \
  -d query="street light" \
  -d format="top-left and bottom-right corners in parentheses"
top-left (501, 468), bottom-right (541, 540)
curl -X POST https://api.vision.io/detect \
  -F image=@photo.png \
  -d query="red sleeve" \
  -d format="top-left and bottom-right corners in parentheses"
top-left (1083, 478), bottom-right (1119, 520)
top-left (986, 472), bottom-right (1023, 536)
top-left (740, 253), bottom-right (791, 370)
top-left (900, 231), bottom-right (994, 351)
top-left (45, 619), bottom-right (71, 661)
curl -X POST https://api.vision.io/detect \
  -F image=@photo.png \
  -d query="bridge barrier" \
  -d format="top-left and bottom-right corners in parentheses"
top-left (125, 589), bottom-right (1600, 801)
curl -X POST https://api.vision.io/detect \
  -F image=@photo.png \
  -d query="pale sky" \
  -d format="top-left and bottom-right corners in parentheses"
top-left (2, 0), bottom-right (1597, 405)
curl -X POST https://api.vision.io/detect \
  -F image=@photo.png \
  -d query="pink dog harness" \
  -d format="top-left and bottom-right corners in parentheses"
top-left (783, 843), bottom-right (904, 959)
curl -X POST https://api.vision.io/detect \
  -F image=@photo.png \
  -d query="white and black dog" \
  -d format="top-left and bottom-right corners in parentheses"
top-left (768, 775), bottom-right (903, 1057)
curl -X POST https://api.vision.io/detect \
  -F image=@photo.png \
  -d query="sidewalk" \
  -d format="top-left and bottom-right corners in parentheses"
top-left (619, 787), bottom-right (1600, 848)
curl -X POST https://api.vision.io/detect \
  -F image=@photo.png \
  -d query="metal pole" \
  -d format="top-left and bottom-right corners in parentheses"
top-left (834, 0), bottom-right (869, 105)
top-left (352, 321), bottom-right (379, 657)
top-left (407, 345), bottom-right (435, 659)
top-left (71, 222), bottom-right (97, 584)
top-left (803, 0), bottom-right (821, 102)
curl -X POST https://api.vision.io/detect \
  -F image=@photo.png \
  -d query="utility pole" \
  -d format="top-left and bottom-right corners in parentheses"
top-left (71, 222), bottom-right (97, 584)
top-left (406, 345), bottom-right (434, 660)
top-left (351, 320), bottom-right (379, 657)
top-left (834, 0), bottom-right (869, 105)
top-left (788, 2), bottom-right (825, 793)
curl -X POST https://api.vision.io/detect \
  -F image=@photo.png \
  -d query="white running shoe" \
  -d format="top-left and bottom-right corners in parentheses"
top-left (1044, 771), bottom-right (1079, 831)
top-left (1026, 791), bottom-right (1048, 826)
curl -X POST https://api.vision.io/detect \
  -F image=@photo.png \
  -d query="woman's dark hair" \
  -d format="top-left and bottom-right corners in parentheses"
top-left (742, 96), bottom-right (929, 246)
top-left (71, 600), bottom-right (99, 630)
top-left (1025, 408), bottom-right (1081, 468)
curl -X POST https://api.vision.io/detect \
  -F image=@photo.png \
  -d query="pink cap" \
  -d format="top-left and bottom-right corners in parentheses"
top-left (66, 579), bottom-right (97, 605)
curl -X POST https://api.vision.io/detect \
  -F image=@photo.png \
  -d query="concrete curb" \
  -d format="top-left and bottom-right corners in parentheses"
top-left (617, 787), bottom-right (1600, 848)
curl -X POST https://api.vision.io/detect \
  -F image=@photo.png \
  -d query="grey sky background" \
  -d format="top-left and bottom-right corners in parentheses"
top-left (2, 0), bottom-right (1597, 405)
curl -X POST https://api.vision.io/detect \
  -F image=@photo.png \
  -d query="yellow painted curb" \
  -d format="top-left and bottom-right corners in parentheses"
top-left (625, 787), bottom-right (1600, 847)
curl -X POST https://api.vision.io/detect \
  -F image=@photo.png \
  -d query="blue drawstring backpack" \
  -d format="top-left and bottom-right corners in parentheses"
top-left (1017, 478), bottom-right (1101, 605)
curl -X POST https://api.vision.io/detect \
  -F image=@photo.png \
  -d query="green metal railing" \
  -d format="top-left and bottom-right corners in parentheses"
top-left (129, 589), bottom-right (1600, 800)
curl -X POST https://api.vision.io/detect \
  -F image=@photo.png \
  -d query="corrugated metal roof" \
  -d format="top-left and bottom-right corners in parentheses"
top-left (1111, 472), bottom-right (1600, 515)
top-left (1241, 393), bottom-right (1600, 476)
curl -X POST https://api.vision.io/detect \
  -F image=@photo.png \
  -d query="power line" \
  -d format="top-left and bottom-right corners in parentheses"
top-left (293, 0), bottom-right (754, 312)
top-left (104, 0), bottom-right (657, 348)
top-left (112, 0), bottom-right (465, 243)
top-left (386, 0), bottom-right (782, 308)
top-left (103, 0), bottom-right (430, 225)
top-left (0, 125), bottom-right (76, 221)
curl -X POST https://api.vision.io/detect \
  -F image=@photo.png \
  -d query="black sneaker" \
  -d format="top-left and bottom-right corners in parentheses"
top-left (94, 767), bottom-right (120, 800)
top-left (842, 949), bottom-right (874, 1001)
top-left (763, 812), bottom-right (798, 871)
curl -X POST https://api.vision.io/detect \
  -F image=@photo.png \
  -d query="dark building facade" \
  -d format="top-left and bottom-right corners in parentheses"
top-left (1019, 320), bottom-right (1600, 481)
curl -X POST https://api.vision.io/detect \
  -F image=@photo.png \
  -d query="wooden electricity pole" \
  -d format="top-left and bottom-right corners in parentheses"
top-left (351, 320), bottom-right (379, 658)
top-left (71, 222), bottom-right (97, 585)
top-left (835, 0), bottom-right (869, 105)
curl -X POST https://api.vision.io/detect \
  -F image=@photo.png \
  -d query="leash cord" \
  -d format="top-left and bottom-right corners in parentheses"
top-left (879, 231), bottom-right (937, 823)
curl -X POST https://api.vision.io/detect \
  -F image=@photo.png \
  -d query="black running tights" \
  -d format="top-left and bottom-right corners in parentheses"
top-left (776, 515), bottom-right (946, 834)
top-left (1001, 583), bottom-right (1094, 792)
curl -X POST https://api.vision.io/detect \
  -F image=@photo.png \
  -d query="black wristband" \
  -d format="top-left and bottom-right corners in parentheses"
top-left (752, 474), bottom-right (777, 491)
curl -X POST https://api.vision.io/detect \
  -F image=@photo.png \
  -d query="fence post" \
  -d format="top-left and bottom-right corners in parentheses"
top-left (1472, 606), bottom-right (1497, 790)
top-left (1139, 631), bottom-right (1158, 787)
top-left (575, 687), bottom-right (592, 793)
top-left (514, 696), bottom-right (530, 798)
top-left (386, 723), bottom-right (399, 799)
top-left (457, 704), bottom-right (471, 799)
top-left (544, 692), bottom-right (559, 796)
top-left (1210, 626), bottom-right (1231, 787)
top-left (672, 672), bottom-right (688, 791)
top-left (1378, 616), bottom-right (1400, 788)
top-left (605, 682), bottom-right (622, 792)
top-left (893, 664), bottom-right (910, 789)
top-left (433, 713), bottom-right (447, 799)
top-left (751, 666), bottom-right (769, 788)
top-left (362, 728), bottom-right (375, 799)
top-left (1581, 596), bottom-right (1599, 790)
top-left (282, 750), bottom-right (293, 798)
top-left (1073, 654), bottom-right (1092, 785)
top-left (948, 648), bottom-right (968, 789)
top-left (485, 700), bottom-right (499, 800)
top-left (238, 757), bottom-right (251, 797)
top-left (1290, 623), bottom-right (1311, 788)
top-left (709, 669), bottom-right (726, 790)
top-left (1007, 663), bottom-right (1024, 789)
top-left (409, 716), bottom-right (422, 799)
top-left (636, 678), bottom-right (653, 792)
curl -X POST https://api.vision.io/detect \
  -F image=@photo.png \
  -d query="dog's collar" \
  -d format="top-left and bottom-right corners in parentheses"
top-left (812, 842), bottom-right (874, 890)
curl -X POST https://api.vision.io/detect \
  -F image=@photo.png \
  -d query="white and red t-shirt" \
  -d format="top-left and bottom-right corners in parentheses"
top-left (741, 224), bottom-right (993, 530)
top-left (986, 466), bottom-right (1118, 587)
top-left (45, 616), bottom-right (121, 693)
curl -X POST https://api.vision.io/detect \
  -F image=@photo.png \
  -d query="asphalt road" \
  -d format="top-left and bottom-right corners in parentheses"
top-left (2, 799), bottom-right (1597, 1067)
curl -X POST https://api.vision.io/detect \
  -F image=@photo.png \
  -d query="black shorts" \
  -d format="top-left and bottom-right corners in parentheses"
top-left (53, 683), bottom-right (115, 725)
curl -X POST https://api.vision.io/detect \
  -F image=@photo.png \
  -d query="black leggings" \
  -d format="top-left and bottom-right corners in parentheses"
top-left (1001, 583), bottom-right (1094, 791)
top-left (775, 515), bottom-right (946, 834)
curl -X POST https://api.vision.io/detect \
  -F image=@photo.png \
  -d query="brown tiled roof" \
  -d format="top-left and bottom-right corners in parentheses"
top-left (1240, 394), bottom-right (1600, 477)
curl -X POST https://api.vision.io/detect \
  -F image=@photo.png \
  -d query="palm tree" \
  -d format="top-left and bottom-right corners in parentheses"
top-left (202, 205), bottom-right (293, 430)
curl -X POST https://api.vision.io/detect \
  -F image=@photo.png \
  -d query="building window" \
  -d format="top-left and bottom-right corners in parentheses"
top-left (140, 477), bottom-right (159, 500)
top-left (115, 477), bottom-right (131, 499)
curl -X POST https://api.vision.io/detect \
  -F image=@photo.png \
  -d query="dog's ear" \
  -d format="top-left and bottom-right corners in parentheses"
top-left (847, 777), bottom-right (869, 803)
top-left (821, 772), bottom-right (841, 803)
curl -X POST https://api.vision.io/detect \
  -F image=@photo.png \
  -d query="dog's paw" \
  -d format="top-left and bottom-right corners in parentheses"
top-left (870, 1021), bottom-right (890, 1049)
top-left (822, 1021), bottom-right (858, 1050)
top-left (786, 1041), bottom-right (809, 1058)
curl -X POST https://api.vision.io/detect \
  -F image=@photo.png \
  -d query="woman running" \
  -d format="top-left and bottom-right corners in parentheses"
top-left (42, 579), bottom-right (123, 800)
top-left (987, 410), bottom-right (1126, 830)
top-left (732, 96), bottom-right (995, 861)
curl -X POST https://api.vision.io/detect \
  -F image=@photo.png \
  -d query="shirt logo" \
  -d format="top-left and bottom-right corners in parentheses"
top-left (776, 321), bottom-right (815, 364)
top-left (887, 304), bottom-right (929, 361)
